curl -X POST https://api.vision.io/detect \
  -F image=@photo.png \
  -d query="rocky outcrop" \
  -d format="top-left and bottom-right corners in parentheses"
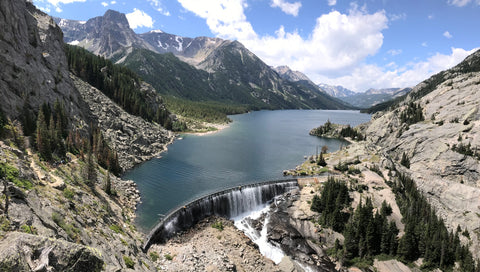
top-left (360, 49), bottom-right (480, 258)
top-left (0, 232), bottom-right (103, 272)
top-left (149, 217), bottom-right (279, 272)
top-left (0, 0), bottom-right (87, 122)
top-left (72, 75), bottom-right (174, 170)
top-left (0, 140), bottom-right (155, 271)
top-left (267, 190), bottom-right (337, 271)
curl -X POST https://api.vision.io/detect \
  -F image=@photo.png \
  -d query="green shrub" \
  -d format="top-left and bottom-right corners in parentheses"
top-left (63, 187), bottom-right (74, 200)
top-left (149, 251), bottom-right (159, 262)
top-left (123, 255), bottom-right (135, 269)
top-left (164, 254), bottom-right (173, 261)
top-left (211, 221), bottom-right (224, 231)
top-left (20, 224), bottom-right (37, 235)
top-left (109, 224), bottom-right (125, 235)
top-left (347, 167), bottom-right (361, 175)
top-left (51, 212), bottom-right (79, 240)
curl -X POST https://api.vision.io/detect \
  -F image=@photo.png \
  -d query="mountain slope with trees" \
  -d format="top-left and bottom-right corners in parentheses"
top-left (56, 10), bottom-right (352, 123)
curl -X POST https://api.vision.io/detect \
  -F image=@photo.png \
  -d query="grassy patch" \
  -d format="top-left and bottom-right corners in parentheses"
top-left (0, 216), bottom-right (10, 231)
top-left (63, 187), bottom-right (75, 200)
top-left (20, 224), bottom-right (38, 235)
top-left (149, 251), bottom-right (159, 262)
top-left (123, 255), bottom-right (135, 269)
top-left (51, 212), bottom-right (80, 240)
top-left (109, 224), bottom-right (125, 235)
top-left (164, 253), bottom-right (173, 261)
top-left (0, 163), bottom-right (33, 190)
top-left (211, 220), bottom-right (224, 231)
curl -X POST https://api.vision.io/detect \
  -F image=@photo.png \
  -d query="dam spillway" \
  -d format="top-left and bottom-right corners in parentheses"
top-left (142, 179), bottom-right (299, 251)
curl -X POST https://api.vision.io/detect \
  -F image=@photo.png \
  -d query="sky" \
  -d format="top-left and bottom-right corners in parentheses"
top-left (32, 0), bottom-right (480, 92)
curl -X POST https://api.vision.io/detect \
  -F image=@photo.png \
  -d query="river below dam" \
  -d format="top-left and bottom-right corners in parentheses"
top-left (123, 110), bottom-right (371, 231)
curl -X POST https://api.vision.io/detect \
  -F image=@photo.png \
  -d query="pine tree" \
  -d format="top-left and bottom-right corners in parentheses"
top-left (400, 152), bottom-right (410, 168)
top-left (105, 170), bottom-right (112, 195)
top-left (36, 109), bottom-right (52, 161)
top-left (86, 149), bottom-right (96, 186)
top-left (317, 152), bottom-right (327, 166)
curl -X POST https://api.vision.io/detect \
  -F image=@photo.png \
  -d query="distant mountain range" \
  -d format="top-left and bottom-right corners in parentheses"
top-left (55, 10), bottom-right (351, 118)
top-left (338, 87), bottom-right (412, 109)
top-left (273, 66), bottom-right (412, 109)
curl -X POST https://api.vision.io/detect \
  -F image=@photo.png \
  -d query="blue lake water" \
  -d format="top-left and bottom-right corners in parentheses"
top-left (122, 110), bottom-right (371, 231)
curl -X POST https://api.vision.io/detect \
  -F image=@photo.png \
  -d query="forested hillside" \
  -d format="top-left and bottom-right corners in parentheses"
top-left (65, 45), bottom-right (178, 130)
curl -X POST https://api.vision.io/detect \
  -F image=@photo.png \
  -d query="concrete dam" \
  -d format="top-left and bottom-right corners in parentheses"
top-left (142, 179), bottom-right (299, 251)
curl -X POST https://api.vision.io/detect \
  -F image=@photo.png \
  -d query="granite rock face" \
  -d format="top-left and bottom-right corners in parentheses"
top-left (0, 0), bottom-right (87, 122)
top-left (361, 50), bottom-right (480, 258)
top-left (0, 232), bottom-right (103, 272)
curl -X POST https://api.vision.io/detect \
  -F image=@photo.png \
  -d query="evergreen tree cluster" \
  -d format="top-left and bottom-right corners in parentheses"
top-left (35, 101), bottom-right (68, 161)
top-left (400, 102), bottom-right (424, 125)
top-left (391, 172), bottom-right (477, 270)
top-left (164, 96), bottom-right (247, 124)
top-left (339, 125), bottom-right (364, 141)
top-left (451, 142), bottom-right (480, 160)
top-left (310, 120), bottom-right (333, 136)
top-left (343, 197), bottom-right (399, 260)
top-left (64, 45), bottom-right (175, 130)
top-left (65, 127), bottom-right (121, 176)
top-left (310, 171), bottom-right (477, 270)
top-left (310, 177), bottom-right (351, 232)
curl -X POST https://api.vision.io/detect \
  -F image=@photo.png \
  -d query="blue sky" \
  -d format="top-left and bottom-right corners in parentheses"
top-left (33, 0), bottom-right (480, 92)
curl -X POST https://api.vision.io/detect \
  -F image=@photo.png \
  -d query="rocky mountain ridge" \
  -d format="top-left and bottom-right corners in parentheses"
top-left (56, 10), bottom-right (352, 112)
top-left (317, 83), bottom-right (356, 98)
top-left (273, 65), bottom-right (314, 83)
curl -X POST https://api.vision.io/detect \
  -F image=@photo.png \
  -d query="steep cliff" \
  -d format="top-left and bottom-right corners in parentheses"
top-left (0, 1), bottom-right (173, 270)
top-left (0, 0), bottom-right (87, 122)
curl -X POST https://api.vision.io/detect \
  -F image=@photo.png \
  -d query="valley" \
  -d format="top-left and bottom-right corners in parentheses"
top-left (0, 0), bottom-right (479, 271)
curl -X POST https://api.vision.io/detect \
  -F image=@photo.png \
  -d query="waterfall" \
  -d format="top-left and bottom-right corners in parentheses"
top-left (143, 179), bottom-right (298, 251)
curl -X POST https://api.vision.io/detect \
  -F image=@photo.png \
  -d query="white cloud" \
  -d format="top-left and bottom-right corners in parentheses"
top-left (177, 0), bottom-right (257, 40)
top-left (317, 47), bottom-right (479, 91)
top-left (270, 0), bottom-right (302, 16)
top-left (428, 14), bottom-right (434, 19)
top-left (36, 0), bottom-right (85, 12)
top-left (110, 0), bottom-right (116, 4)
top-left (387, 49), bottom-right (402, 56)
top-left (422, 42), bottom-right (428, 47)
top-left (327, 0), bottom-right (337, 6)
top-left (38, 6), bottom-right (51, 13)
top-left (126, 8), bottom-right (154, 29)
top-left (176, 0), bottom-right (477, 92)
top-left (448, 0), bottom-right (472, 6)
top-left (101, 2), bottom-right (108, 7)
top-left (245, 7), bottom-right (389, 77)
top-left (148, 0), bottom-right (171, 16)
top-left (178, 0), bottom-right (388, 77)
top-left (443, 31), bottom-right (453, 39)
top-left (44, 0), bottom-right (86, 7)
top-left (389, 13), bottom-right (406, 21)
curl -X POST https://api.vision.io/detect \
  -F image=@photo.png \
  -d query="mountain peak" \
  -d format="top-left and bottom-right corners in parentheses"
top-left (273, 65), bottom-right (311, 82)
top-left (102, 9), bottom-right (130, 28)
